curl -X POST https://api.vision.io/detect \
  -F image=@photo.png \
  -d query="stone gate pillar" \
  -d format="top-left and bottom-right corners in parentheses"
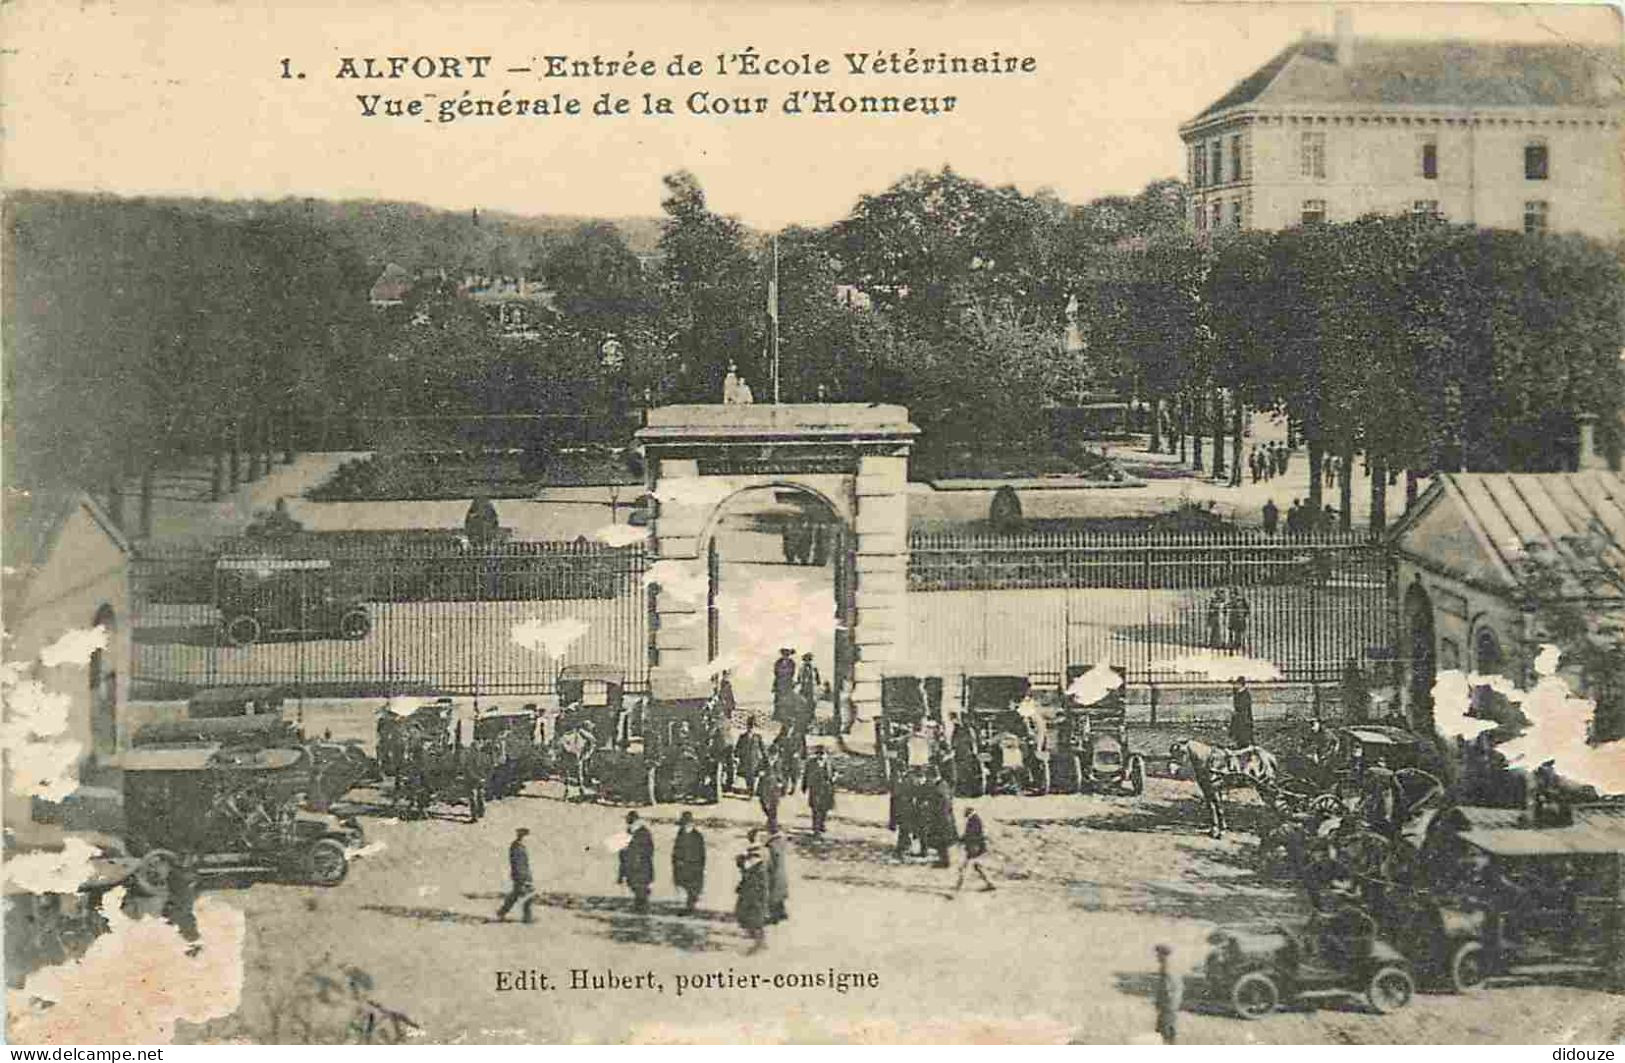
top-left (636, 404), bottom-right (917, 720)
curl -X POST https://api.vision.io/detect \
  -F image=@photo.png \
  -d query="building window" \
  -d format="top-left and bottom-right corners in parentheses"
top-left (1195, 202), bottom-right (1207, 231)
top-left (1211, 201), bottom-right (1222, 230)
top-left (1300, 131), bottom-right (1327, 179)
top-left (1411, 200), bottom-right (1440, 220)
top-left (1301, 199), bottom-right (1327, 226)
top-left (1524, 199), bottom-right (1549, 235)
top-left (1230, 135), bottom-right (1243, 184)
top-left (1192, 144), bottom-right (1204, 189)
top-left (1420, 137), bottom-right (1438, 179)
top-left (1525, 141), bottom-right (1549, 180)
top-left (1210, 140), bottom-right (1224, 185)
top-left (1230, 198), bottom-right (1244, 228)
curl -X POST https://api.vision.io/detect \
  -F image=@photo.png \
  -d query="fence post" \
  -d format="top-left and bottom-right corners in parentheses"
top-left (1149, 682), bottom-right (1158, 726)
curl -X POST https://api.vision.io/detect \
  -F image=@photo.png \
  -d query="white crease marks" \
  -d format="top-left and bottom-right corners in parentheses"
top-left (689, 576), bottom-right (834, 683)
top-left (1065, 661), bottom-right (1123, 706)
top-left (0, 838), bottom-right (102, 895)
top-left (1432, 644), bottom-right (1625, 793)
top-left (645, 558), bottom-right (709, 604)
top-left (510, 616), bottom-right (590, 657)
top-left (1147, 650), bottom-right (1284, 684)
top-left (592, 522), bottom-right (647, 548)
top-left (7, 889), bottom-right (246, 1044)
top-left (651, 475), bottom-right (738, 512)
top-left (2, 668), bottom-right (82, 804)
top-left (38, 625), bottom-right (109, 668)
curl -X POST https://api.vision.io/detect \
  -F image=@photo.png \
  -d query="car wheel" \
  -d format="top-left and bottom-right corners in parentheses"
top-left (1128, 755), bottom-right (1147, 796)
top-left (133, 849), bottom-right (178, 894)
top-left (1365, 965), bottom-right (1414, 1014)
top-left (225, 614), bottom-right (261, 647)
top-left (1229, 970), bottom-right (1279, 1020)
top-left (1449, 941), bottom-right (1486, 993)
top-left (339, 608), bottom-right (371, 640)
top-left (306, 839), bottom-right (349, 886)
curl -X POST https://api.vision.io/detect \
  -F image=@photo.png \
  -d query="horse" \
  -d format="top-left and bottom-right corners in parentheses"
top-left (1169, 738), bottom-right (1282, 839)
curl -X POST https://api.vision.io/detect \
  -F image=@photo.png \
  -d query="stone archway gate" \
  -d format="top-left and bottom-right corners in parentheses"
top-left (636, 404), bottom-right (917, 722)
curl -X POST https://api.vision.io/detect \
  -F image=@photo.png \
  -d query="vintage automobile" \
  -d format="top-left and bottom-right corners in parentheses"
top-left (473, 704), bottom-right (544, 797)
top-left (1204, 905), bottom-right (1416, 1019)
top-left (555, 665), bottom-right (654, 803)
top-left (644, 696), bottom-right (728, 804)
top-left (959, 675), bottom-right (1050, 796)
top-left (1399, 803), bottom-right (1625, 992)
top-left (876, 675), bottom-right (944, 783)
top-left (186, 684), bottom-right (290, 719)
top-left (215, 557), bottom-right (372, 647)
top-left (1049, 664), bottom-right (1144, 796)
top-left (121, 731), bottom-right (364, 886)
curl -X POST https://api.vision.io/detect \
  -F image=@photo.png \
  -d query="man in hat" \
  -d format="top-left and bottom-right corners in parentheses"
top-left (772, 648), bottom-right (798, 723)
top-left (802, 745), bottom-right (837, 834)
top-left (952, 806), bottom-right (995, 894)
top-left (734, 717), bottom-right (766, 797)
top-left (735, 830), bottom-right (770, 953)
top-left (757, 754), bottom-right (783, 833)
top-left (617, 811), bottom-right (655, 913)
top-left (795, 653), bottom-right (821, 732)
top-left (671, 811), bottom-right (706, 914)
top-left (1230, 677), bottom-right (1255, 748)
top-left (496, 827), bottom-right (538, 923)
top-left (765, 826), bottom-right (790, 924)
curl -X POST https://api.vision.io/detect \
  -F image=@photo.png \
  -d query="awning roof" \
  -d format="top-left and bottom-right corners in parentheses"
top-left (122, 746), bottom-right (223, 771)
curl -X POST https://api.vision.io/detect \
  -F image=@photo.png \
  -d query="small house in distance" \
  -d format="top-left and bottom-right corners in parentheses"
top-left (1390, 470), bottom-right (1625, 734)
top-left (2, 489), bottom-right (132, 835)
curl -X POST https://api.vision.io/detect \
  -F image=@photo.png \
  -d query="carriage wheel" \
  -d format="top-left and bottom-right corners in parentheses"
top-left (1448, 941), bottom-right (1486, 993)
top-left (1365, 965), bottom-right (1414, 1014)
top-left (305, 839), bottom-right (349, 886)
top-left (1127, 755), bottom-right (1146, 797)
top-left (133, 849), bottom-right (178, 895)
top-left (339, 608), bottom-right (372, 640)
top-left (224, 614), bottom-right (261, 647)
top-left (1229, 970), bottom-right (1279, 1020)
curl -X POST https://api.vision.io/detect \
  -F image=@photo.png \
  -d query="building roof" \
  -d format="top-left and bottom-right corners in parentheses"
top-left (1390, 471), bottom-right (1625, 600)
top-left (1193, 36), bottom-right (1622, 123)
top-left (2, 488), bottom-right (129, 610)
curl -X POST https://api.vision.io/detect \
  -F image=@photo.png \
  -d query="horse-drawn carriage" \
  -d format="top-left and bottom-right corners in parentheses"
top-left (644, 697), bottom-right (728, 804)
top-left (958, 674), bottom-right (1050, 796)
top-left (876, 675), bottom-right (944, 784)
top-left (473, 704), bottom-right (544, 798)
top-left (554, 665), bottom-right (662, 803)
top-left (1048, 664), bottom-right (1145, 796)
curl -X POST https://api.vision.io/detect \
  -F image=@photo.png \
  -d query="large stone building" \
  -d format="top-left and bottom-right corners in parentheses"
top-left (1180, 18), bottom-right (1625, 238)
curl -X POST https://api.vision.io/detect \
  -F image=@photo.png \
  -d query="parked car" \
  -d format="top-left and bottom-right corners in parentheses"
top-left (877, 675), bottom-right (944, 784)
top-left (1204, 905), bottom-right (1416, 1019)
top-left (121, 737), bottom-right (364, 886)
top-left (959, 675), bottom-right (1049, 795)
top-left (215, 557), bottom-right (372, 647)
top-left (1050, 664), bottom-right (1143, 796)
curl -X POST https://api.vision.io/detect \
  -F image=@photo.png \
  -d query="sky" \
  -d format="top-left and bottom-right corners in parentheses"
top-left (1, 1), bottom-right (1618, 229)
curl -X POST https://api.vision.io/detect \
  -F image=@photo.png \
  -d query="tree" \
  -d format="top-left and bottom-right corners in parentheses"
top-left (657, 171), bottom-right (760, 402)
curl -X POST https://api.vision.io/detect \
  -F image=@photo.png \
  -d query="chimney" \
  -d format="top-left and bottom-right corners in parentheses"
top-left (1334, 10), bottom-right (1355, 66)
top-left (1576, 412), bottom-right (1600, 471)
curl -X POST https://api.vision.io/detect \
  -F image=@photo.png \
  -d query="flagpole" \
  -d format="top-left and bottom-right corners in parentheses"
top-left (771, 234), bottom-right (781, 404)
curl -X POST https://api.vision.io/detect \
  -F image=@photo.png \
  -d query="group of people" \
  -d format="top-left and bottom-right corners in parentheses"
top-left (1259, 496), bottom-right (1342, 536)
top-left (1204, 588), bottom-right (1252, 652)
top-left (772, 648), bottom-right (830, 738)
top-left (1247, 441), bottom-right (1295, 484)
top-left (780, 518), bottom-right (833, 567)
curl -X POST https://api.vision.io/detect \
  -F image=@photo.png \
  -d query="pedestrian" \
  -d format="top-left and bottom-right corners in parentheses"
top-left (952, 806), bottom-right (996, 894)
top-left (1323, 503), bottom-right (1338, 530)
top-left (757, 755), bottom-right (782, 832)
top-left (672, 811), bottom-right (706, 913)
top-left (772, 648), bottom-right (798, 723)
top-left (1154, 944), bottom-right (1182, 1044)
top-left (735, 831), bottom-right (770, 953)
top-left (1261, 498), bottom-right (1279, 536)
top-left (1230, 677), bottom-right (1255, 748)
top-left (463, 740), bottom-right (489, 823)
top-left (1285, 498), bottom-right (1303, 535)
top-left (890, 769), bottom-right (919, 858)
top-left (618, 811), bottom-right (655, 914)
top-left (1226, 589), bottom-right (1250, 653)
top-left (1205, 590), bottom-right (1226, 649)
top-left (925, 773), bottom-right (957, 868)
top-left (802, 746), bottom-right (836, 834)
top-left (796, 652), bottom-right (821, 722)
top-left (1342, 657), bottom-right (1371, 725)
top-left (734, 717), bottom-right (766, 796)
top-left (765, 826), bottom-right (790, 924)
top-left (496, 827), bottom-right (538, 923)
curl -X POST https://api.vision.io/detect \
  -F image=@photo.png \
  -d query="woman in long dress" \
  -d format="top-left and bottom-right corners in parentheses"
top-left (735, 831), bottom-right (770, 953)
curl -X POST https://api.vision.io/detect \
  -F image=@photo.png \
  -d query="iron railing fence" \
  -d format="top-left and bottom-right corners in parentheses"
top-left (131, 538), bottom-right (650, 698)
top-left (906, 528), bottom-right (1395, 686)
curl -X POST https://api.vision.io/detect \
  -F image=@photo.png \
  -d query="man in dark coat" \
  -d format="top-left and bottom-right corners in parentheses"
top-left (618, 811), bottom-right (655, 913)
top-left (735, 831), bottom-right (770, 953)
top-left (1230, 678), bottom-right (1255, 748)
top-left (1205, 591), bottom-right (1225, 649)
top-left (671, 811), bottom-right (706, 913)
top-left (1226, 589), bottom-right (1250, 652)
top-left (925, 775), bottom-right (957, 868)
top-left (772, 648), bottom-right (798, 722)
top-left (796, 654), bottom-right (821, 720)
top-left (1261, 498), bottom-right (1279, 536)
top-left (952, 807), bottom-right (995, 893)
top-left (890, 769), bottom-right (921, 858)
top-left (496, 827), bottom-right (538, 923)
top-left (765, 827), bottom-right (790, 923)
top-left (802, 747), bottom-right (837, 834)
top-left (462, 741), bottom-right (489, 822)
top-left (734, 718), bottom-right (766, 796)
top-left (757, 757), bottom-right (782, 832)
